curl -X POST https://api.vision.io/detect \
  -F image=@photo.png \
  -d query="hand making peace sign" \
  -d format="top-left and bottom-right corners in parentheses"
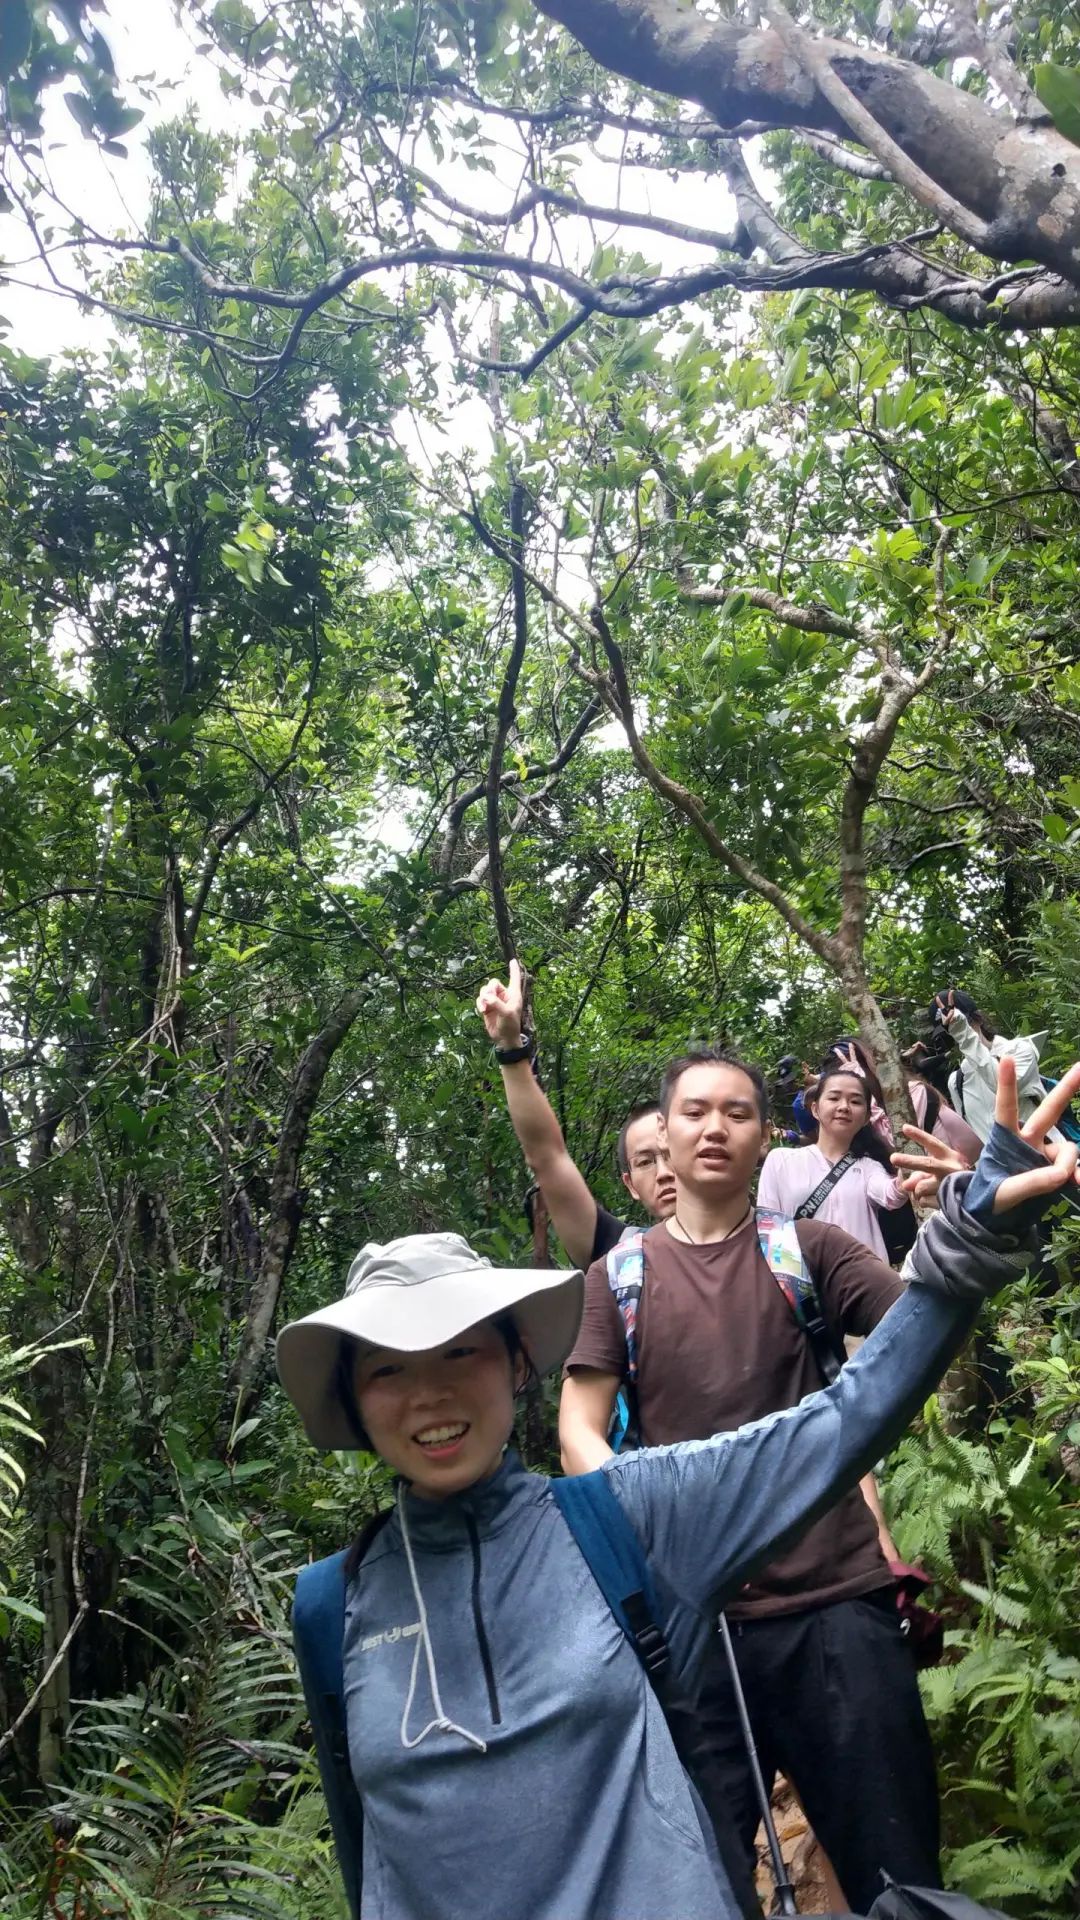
top-left (892, 1056), bottom-right (1080, 1213)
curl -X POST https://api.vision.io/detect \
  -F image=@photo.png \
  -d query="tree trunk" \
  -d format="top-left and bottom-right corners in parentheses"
top-left (37, 1509), bottom-right (73, 1781)
top-left (838, 959), bottom-right (914, 1140)
top-left (226, 984), bottom-right (369, 1423)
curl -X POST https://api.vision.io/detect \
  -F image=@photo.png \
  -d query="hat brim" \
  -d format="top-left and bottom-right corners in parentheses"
top-left (276, 1259), bottom-right (584, 1450)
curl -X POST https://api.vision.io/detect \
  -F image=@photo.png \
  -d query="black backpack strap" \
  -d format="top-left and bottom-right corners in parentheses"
top-left (794, 1149), bottom-right (856, 1221)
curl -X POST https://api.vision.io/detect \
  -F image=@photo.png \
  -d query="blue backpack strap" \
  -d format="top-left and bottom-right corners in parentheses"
top-left (293, 1549), bottom-right (365, 1920)
top-left (755, 1206), bottom-right (843, 1386)
top-left (605, 1227), bottom-right (646, 1452)
top-left (551, 1471), bottom-right (666, 1676)
top-left (551, 1473), bottom-right (763, 1920)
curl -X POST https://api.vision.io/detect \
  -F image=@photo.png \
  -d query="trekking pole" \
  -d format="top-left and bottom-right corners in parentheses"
top-left (718, 1614), bottom-right (799, 1918)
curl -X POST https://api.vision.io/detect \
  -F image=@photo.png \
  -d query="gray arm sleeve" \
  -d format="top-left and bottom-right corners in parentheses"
top-left (607, 1155), bottom-right (1038, 1617)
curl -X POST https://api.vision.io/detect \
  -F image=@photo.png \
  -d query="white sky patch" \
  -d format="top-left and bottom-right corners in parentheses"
top-left (1, 0), bottom-right (741, 366)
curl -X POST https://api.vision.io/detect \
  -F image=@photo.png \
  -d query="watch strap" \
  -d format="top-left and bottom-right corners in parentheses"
top-left (494, 1031), bottom-right (535, 1066)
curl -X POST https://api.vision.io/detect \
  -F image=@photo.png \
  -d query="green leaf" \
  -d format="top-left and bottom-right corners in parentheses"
top-left (113, 1102), bottom-right (147, 1145)
top-left (0, 1594), bottom-right (45, 1627)
top-left (779, 343), bottom-right (809, 397)
top-left (1034, 64), bottom-right (1080, 146)
top-left (63, 91), bottom-right (98, 138)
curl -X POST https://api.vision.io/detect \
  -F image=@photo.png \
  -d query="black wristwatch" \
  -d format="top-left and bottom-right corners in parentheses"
top-left (494, 1031), bottom-right (536, 1066)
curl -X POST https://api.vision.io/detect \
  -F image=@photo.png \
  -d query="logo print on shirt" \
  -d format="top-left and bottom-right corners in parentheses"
top-left (360, 1622), bottom-right (421, 1653)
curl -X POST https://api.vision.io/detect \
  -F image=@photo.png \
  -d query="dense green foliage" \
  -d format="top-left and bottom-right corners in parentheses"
top-left (1, 2), bottom-right (1080, 1914)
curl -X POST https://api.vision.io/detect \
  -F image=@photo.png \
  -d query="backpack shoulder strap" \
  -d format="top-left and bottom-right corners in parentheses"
top-left (294, 1550), bottom-right (364, 1920)
top-left (551, 1472), bottom-right (667, 1675)
top-left (755, 1207), bottom-right (843, 1386)
top-left (605, 1228), bottom-right (646, 1454)
top-left (293, 1511), bottom-right (392, 1920)
top-left (605, 1226), bottom-right (646, 1382)
top-left (550, 1474), bottom-right (761, 1920)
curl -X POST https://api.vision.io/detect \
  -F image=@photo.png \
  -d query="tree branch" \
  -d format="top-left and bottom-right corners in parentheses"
top-left (227, 988), bottom-right (372, 1412)
top-left (183, 653), bottom-right (320, 954)
top-left (763, 0), bottom-right (993, 251)
top-left (588, 605), bottom-right (840, 965)
top-left (534, 0), bottom-right (1080, 284)
top-left (682, 578), bottom-right (861, 639)
top-left (433, 695), bottom-right (601, 880)
top-left (486, 485), bottom-right (529, 965)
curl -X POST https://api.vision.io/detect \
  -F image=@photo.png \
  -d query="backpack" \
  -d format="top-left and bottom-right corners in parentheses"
top-left (606, 1212), bottom-right (845, 1450)
top-left (292, 1475), bottom-right (761, 1920)
top-left (1041, 1074), bottom-right (1080, 1145)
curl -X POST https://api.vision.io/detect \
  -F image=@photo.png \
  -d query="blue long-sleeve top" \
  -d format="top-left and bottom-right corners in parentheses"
top-left (299, 1148), bottom-right (1040, 1920)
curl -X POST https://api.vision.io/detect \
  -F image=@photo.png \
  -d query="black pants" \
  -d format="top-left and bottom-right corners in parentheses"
top-left (697, 1593), bottom-right (941, 1915)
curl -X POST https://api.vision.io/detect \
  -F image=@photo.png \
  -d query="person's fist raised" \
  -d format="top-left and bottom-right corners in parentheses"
top-left (476, 957), bottom-right (527, 1052)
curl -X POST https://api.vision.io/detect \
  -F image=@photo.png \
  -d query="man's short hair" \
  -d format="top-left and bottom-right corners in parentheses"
top-left (617, 1102), bottom-right (661, 1175)
top-left (658, 1046), bottom-right (770, 1125)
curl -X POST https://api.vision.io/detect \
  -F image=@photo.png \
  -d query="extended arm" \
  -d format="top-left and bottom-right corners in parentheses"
top-left (477, 961), bottom-right (599, 1269)
top-left (949, 1011), bottom-right (999, 1100)
top-left (608, 1185), bottom-right (1024, 1614)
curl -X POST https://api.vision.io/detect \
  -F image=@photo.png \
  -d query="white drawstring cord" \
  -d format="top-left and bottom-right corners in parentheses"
top-left (397, 1484), bottom-right (488, 1754)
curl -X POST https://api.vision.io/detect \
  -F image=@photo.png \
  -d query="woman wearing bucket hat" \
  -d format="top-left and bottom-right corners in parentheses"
top-left (277, 1060), bottom-right (1080, 1920)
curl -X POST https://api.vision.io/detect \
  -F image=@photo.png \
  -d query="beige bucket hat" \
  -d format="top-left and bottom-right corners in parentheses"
top-left (276, 1230), bottom-right (584, 1449)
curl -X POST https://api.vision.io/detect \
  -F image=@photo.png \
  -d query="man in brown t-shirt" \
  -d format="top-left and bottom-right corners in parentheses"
top-left (560, 1045), bottom-right (941, 1913)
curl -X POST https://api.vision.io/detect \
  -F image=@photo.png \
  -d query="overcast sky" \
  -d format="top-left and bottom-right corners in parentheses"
top-left (2, 0), bottom-right (741, 362)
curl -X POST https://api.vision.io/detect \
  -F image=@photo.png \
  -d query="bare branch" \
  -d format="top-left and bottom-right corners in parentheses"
top-left (535, 0), bottom-right (1080, 285)
top-left (227, 987), bottom-right (372, 1410)
top-left (796, 132), bottom-right (888, 180)
top-left (588, 605), bottom-right (840, 965)
top-left (763, 0), bottom-right (992, 251)
top-left (486, 484), bottom-right (530, 965)
top-left (401, 158), bottom-right (748, 255)
top-left (682, 578), bottom-right (861, 639)
top-left (434, 696), bottom-right (602, 880)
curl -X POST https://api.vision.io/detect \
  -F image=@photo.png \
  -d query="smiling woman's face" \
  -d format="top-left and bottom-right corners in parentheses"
top-left (811, 1072), bottom-right (869, 1143)
top-left (353, 1320), bottom-right (523, 1499)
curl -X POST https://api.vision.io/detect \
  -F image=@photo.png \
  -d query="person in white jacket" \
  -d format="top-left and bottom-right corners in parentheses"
top-left (932, 988), bottom-right (1050, 1144)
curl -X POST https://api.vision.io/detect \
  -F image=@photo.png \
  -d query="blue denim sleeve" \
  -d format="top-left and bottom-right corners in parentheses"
top-left (965, 1120), bottom-right (1050, 1234)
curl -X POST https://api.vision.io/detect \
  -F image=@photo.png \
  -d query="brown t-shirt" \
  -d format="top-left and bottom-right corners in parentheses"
top-left (565, 1213), bottom-right (904, 1618)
